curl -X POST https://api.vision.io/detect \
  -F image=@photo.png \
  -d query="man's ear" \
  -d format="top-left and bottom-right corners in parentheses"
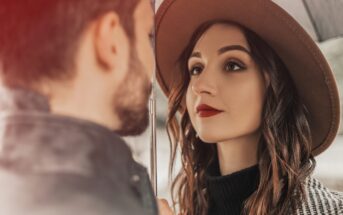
top-left (93, 12), bottom-right (125, 71)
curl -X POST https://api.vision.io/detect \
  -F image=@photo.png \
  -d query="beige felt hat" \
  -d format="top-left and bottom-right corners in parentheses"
top-left (155, 0), bottom-right (341, 155)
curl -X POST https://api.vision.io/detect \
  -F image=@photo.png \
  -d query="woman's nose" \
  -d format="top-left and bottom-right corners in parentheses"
top-left (191, 71), bottom-right (217, 96)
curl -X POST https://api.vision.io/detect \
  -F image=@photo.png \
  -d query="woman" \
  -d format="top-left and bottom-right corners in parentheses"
top-left (155, 0), bottom-right (342, 215)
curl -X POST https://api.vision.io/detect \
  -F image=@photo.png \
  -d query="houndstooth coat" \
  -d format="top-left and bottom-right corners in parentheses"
top-left (295, 177), bottom-right (343, 214)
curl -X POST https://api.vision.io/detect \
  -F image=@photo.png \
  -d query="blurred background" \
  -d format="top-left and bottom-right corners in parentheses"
top-left (126, 0), bottom-right (343, 201)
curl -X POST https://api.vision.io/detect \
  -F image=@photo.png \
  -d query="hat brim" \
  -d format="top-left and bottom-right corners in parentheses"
top-left (156, 0), bottom-right (340, 155)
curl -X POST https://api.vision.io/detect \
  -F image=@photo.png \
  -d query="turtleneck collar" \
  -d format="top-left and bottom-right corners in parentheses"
top-left (206, 160), bottom-right (260, 215)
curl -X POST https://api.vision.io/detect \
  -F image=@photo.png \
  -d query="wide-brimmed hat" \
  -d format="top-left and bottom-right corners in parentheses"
top-left (155, 0), bottom-right (341, 155)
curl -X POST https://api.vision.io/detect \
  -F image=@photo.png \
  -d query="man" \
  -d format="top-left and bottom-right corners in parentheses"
top-left (0, 0), bottom-right (157, 214)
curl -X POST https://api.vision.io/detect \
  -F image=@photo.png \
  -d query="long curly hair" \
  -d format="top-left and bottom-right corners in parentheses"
top-left (166, 20), bottom-right (315, 215)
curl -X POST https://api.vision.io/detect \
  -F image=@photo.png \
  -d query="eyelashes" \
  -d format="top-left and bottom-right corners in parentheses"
top-left (188, 63), bottom-right (204, 76)
top-left (188, 59), bottom-right (247, 76)
top-left (223, 59), bottom-right (246, 72)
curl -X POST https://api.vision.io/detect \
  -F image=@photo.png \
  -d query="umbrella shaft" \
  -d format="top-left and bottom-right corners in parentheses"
top-left (149, 96), bottom-right (157, 196)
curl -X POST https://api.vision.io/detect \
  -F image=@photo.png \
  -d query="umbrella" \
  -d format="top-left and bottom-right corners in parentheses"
top-left (302, 0), bottom-right (343, 42)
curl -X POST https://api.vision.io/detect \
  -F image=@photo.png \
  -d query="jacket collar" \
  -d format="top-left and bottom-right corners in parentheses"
top-left (0, 87), bottom-right (50, 112)
top-left (0, 87), bottom-right (134, 181)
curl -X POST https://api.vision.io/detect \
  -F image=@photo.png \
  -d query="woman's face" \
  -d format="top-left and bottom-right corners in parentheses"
top-left (186, 23), bottom-right (268, 144)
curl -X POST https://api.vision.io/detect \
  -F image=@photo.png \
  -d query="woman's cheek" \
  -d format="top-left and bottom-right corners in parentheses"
top-left (186, 86), bottom-right (197, 128)
top-left (185, 87), bottom-right (193, 113)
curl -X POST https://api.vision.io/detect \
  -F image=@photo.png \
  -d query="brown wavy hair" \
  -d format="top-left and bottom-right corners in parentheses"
top-left (166, 20), bottom-right (315, 215)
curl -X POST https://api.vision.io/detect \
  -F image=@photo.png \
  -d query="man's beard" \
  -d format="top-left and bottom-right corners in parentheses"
top-left (113, 46), bottom-right (152, 136)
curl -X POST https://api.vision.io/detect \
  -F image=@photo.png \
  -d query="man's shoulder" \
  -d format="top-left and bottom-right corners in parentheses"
top-left (0, 169), bottom-right (144, 215)
top-left (0, 110), bottom-right (157, 215)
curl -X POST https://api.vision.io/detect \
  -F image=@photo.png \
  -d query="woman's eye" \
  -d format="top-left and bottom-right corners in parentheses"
top-left (189, 65), bottom-right (203, 76)
top-left (224, 61), bottom-right (245, 72)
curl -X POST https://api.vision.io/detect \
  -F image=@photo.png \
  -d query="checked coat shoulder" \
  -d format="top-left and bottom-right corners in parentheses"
top-left (295, 177), bottom-right (343, 215)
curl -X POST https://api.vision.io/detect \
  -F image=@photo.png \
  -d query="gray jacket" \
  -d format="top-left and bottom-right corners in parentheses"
top-left (0, 87), bottom-right (158, 215)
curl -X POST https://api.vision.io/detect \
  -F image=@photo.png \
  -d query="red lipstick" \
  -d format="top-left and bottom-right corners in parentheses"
top-left (196, 104), bottom-right (223, 118)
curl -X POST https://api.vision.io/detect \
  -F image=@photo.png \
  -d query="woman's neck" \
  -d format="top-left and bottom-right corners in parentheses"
top-left (216, 131), bottom-right (260, 176)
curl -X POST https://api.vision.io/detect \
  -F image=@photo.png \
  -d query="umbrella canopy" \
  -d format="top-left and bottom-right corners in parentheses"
top-left (302, 0), bottom-right (343, 42)
top-left (155, 0), bottom-right (343, 42)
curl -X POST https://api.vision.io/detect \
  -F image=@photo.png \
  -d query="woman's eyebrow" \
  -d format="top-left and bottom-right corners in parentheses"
top-left (217, 45), bottom-right (251, 56)
top-left (190, 52), bottom-right (202, 59)
top-left (189, 45), bottom-right (250, 59)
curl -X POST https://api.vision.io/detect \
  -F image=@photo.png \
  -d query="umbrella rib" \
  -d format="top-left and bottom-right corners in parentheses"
top-left (302, 0), bottom-right (322, 42)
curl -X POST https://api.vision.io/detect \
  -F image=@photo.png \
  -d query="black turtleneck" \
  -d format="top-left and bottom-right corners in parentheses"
top-left (206, 160), bottom-right (260, 215)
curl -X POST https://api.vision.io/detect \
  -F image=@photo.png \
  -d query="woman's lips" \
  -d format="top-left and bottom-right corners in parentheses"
top-left (196, 104), bottom-right (223, 118)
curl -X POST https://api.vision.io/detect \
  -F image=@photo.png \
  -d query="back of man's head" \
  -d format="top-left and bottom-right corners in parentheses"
top-left (0, 0), bottom-right (139, 88)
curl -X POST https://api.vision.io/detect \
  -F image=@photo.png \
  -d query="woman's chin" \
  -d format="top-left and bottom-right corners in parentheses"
top-left (197, 131), bottom-right (248, 144)
top-left (198, 133), bottom-right (221, 144)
